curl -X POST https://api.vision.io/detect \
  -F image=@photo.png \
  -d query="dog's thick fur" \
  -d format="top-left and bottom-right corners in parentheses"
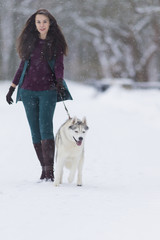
top-left (54, 117), bottom-right (89, 186)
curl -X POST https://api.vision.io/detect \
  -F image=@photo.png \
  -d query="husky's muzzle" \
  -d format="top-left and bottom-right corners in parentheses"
top-left (73, 137), bottom-right (83, 146)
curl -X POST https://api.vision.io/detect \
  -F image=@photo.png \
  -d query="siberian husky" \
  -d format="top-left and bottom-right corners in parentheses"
top-left (54, 117), bottom-right (89, 186)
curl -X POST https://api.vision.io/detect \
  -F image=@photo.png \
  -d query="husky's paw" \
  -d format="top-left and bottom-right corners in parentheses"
top-left (77, 184), bottom-right (82, 187)
top-left (77, 179), bottom-right (82, 186)
top-left (54, 181), bottom-right (60, 187)
top-left (68, 176), bottom-right (74, 183)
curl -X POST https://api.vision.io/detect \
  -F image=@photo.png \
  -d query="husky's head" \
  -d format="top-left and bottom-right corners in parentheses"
top-left (68, 117), bottom-right (89, 146)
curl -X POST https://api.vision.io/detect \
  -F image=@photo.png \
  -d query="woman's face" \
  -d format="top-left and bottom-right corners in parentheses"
top-left (35, 14), bottom-right (50, 39)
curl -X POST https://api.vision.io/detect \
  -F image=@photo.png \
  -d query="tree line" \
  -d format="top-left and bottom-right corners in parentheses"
top-left (0, 0), bottom-right (160, 83)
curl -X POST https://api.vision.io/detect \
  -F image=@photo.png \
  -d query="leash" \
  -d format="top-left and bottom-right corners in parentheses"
top-left (60, 94), bottom-right (71, 119)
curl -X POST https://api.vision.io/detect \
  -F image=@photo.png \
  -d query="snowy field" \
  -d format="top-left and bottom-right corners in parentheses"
top-left (0, 80), bottom-right (160, 240)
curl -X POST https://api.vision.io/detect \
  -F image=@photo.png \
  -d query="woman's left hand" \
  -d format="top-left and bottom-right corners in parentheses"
top-left (56, 79), bottom-right (65, 96)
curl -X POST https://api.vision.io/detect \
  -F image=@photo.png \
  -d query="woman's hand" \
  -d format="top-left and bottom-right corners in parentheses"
top-left (6, 86), bottom-right (16, 104)
top-left (56, 79), bottom-right (65, 97)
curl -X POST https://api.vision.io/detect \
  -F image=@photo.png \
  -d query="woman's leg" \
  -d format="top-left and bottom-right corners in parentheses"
top-left (38, 90), bottom-right (57, 181)
top-left (20, 90), bottom-right (41, 144)
top-left (33, 142), bottom-right (45, 179)
top-left (20, 90), bottom-right (45, 179)
top-left (39, 90), bottom-right (57, 141)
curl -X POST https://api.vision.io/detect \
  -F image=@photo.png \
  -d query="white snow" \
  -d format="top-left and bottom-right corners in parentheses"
top-left (0, 81), bottom-right (160, 240)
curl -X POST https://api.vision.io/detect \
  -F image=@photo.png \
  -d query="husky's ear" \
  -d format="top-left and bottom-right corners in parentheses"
top-left (72, 117), bottom-right (77, 124)
top-left (82, 117), bottom-right (89, 130)
top-left (82, 117), bottom-right (87, 125)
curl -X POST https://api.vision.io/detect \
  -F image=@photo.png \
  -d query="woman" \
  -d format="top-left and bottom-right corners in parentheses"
top-left (6, 9), bottom-right (72, 181)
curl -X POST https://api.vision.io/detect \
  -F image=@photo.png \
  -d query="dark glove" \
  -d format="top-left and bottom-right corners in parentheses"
top-left (56, 79), bottom-right (65, 97)
top-left (6, 86), bottom-right (15, 104)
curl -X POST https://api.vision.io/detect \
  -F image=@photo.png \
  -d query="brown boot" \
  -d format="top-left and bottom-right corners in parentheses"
top-left (41, 139), bottom-right (55, 181)
top-left (33, 142), bottom-right (45, 180)
top-left (44, 166), bottom-right (54, 181)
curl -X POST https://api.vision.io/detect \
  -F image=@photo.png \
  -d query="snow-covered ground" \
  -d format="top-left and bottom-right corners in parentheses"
top-left (0, 80), bottom-right (160, 240)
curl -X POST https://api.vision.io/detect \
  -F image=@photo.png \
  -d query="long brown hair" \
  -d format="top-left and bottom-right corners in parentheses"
top-left (17, 9), bottom-right (68, 60)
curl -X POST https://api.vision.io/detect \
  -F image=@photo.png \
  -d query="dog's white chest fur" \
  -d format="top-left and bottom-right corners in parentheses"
top-left (54, 117), bottom-right (89, 186)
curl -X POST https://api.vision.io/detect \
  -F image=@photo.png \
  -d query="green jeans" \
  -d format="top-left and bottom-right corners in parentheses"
top-left (20, 89), bottom-right (57, 143)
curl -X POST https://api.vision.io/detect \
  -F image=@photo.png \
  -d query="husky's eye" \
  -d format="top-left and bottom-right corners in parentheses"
top-left (82, 131), bottom-right (85, 133)
top-left (75, 131), bottom-right (78, 133)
